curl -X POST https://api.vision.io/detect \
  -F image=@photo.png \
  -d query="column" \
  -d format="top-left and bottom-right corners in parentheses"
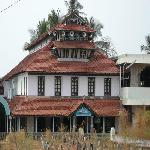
top-left (35, 117), bottom-right (37, 133)
top-left (90, 116), bottom-right (94, 133)
top-left (6, 116), bottom-right (8, 133)
top-left (103, 117), bottom-right (105, 134)
top-left (70, 117), bottom-right (72, 132)
top-left (9, 116), bottom-right (12, 133)
top-left (52, 117), bottom-right (55, 133)
top-left (17, 117), bottom-right (20, 132)
top-left (86, 117), bottom-right (88, 134)
top-left (73, 116), bottom-right (76, 132)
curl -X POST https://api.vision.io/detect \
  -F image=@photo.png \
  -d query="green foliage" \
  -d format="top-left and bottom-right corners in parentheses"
top-left (47, 9), bottom-right (61, 29)
top-left (27, 0), bottom-right (118, 57)
top-left (29, 9), bottom-right (60, 42)
top-left (141, 35), bottom-right (150, 54)
top-left (86, 16), bottom-right (103, 39)
top-left (119, 109), bottom-right (150, 140)
top-left (65, 0), bottom-right (83, 14)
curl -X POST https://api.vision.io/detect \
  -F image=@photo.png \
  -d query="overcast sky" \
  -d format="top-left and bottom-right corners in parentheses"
top-left (0, 0), bottom-right (149, 77)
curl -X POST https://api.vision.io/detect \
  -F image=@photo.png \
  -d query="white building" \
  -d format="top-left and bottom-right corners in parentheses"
top-left (0, 8), bottom-right (122, 134)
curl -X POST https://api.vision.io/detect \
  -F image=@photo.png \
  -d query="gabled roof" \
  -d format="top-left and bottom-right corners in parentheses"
top-left (49, 24), bottom-right (95, 33)
top-left (61, 11), bottom-right (85, 24)
top-left (9, 96), bottom-right (122, 116)
top-left (52, 41), bottom-right (96, 49)
top-left (3, 44), bottom-right (119, 80)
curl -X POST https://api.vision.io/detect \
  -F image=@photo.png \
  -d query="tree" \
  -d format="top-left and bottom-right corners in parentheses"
top-left (86, 16), bottom-right (103, 39)
top-left (141, 35), bottom-right (150, 54)
top-left (95, 37), bottom-right (118, 58)
top-left (28, 9), bottom-right (60, 42)
top-left (47, 9), bottom-right (61, 29)
top-left (65, 0), bottom-right (83, 14)
top-left (27, 0), bottom-right (118, 58)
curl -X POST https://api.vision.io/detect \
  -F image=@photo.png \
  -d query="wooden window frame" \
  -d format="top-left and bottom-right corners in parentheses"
top-left (55, 76), bottom-right (61, 96)
top-left (38, 76), bottom-right (45, 96)
top-left (88, 77), bottom-right (95, 96)
top-left (71, 77), bottom-right (78, 96)
top-left (104, 78), bottom-right (111, 96)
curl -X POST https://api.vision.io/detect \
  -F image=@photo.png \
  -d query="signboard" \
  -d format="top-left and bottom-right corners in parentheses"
top-left (75, 107), bottom-right (92, 116)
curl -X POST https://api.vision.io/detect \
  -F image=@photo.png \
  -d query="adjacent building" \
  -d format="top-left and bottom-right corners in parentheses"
top-left (117, 54), bottom-right (150, 123)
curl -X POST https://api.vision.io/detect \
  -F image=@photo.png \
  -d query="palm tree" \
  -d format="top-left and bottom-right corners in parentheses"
top-left (86, 17), bottom-right (103, 39)
top-left (141, 35), bottom-right (150, 54)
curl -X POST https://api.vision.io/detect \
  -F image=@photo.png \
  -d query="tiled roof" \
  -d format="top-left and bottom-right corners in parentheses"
top-left (9, 96), bottom-right (122, 117)
top-left (25, 32), bottom-right (48, 50)
top-left (25, 23), bottom-right (94, 50)
top-left (52, 41), bottom-right (96, 49)
top-left (3, 44), bottom-right (119, 80)
top-left (51, 24), bottom-right (95, 33)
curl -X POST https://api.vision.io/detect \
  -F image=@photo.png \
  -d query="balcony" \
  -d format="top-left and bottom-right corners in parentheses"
top-left (120, 87), bottom-right (150, 105)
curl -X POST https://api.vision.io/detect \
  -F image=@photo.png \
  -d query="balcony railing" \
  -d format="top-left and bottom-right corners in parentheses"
top-left (120, 87), bottom-right (150, 105)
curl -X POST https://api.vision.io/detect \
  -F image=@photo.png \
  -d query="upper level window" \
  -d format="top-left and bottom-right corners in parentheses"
top-left (55, 76), bottom-right (61, 96)
top-left (88, 77), bottom-right (95, 96)
top-left (38, 76), bottom-right (45, 96)
top-left (71, 77), bottom-right (78, 96)
top-left (104, 78), bottom-right (111, 96)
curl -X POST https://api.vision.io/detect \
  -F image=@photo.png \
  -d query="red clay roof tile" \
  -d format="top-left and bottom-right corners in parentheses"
top-left (9, 96), bottom-right (122, 117)
top-left (52, 41), bottom-right (96, 49)
top-left (3, 44), bottom-right (119, 80)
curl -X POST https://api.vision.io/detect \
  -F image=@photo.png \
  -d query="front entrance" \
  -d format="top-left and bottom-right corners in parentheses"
top-left (76, 116), bottom-right (91, 133)
top-left (75, 107), bottom-right (92, 133)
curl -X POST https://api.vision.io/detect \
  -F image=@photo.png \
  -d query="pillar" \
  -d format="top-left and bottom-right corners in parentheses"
top-left (6, 116), bottom-right (9, 133)
top-left (70, 116), bottom-right (72, 132)
top-left (17, 117), bottom-right (20, 132)
top-left (86, 117), bottom-right (88, 133)
top-left (73, 116), bottom-right (76, 132)
top-left (9, 116), bottom-right (12, 133)
top-left (52, 117), bottom-right (55, 133)
top-left (90, 116), bottom-right (94, 133)
top-left (35, 117), bottom-right (37, 133)
top-left (102, 117), bottom-right (105, 134)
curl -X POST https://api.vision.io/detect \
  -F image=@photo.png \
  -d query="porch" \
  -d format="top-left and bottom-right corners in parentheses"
top-left (10, 115), bottom-right (117, 134)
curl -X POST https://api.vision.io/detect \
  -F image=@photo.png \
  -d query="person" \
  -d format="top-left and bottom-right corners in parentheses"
top-left (78, 122), bottom-right (84, 137)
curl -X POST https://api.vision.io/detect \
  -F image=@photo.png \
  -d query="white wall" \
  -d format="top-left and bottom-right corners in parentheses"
top-left (79, 76), bottom-right (88, 96)
top-left (17, 73), bottom-right (28, 96)
top-left (28, 75), bottom-right (38, 96)
top-left (27, 75), bottom-right (120, 97)
top-left (62, 76), bottom-right (71, 96)
top-left (111, 76), bottom-right (120, 96)
top-left (95, 76), bottom-right (104, 96)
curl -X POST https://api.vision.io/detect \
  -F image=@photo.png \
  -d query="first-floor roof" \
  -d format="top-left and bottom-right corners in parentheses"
top-left (3, 44), bottom-right (119, 80)
top-left (117, 54), bottom-right (150, 65)
top-left (9, 96), bottom-right (122, 117)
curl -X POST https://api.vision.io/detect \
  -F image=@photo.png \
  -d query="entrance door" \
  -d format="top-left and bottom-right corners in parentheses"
top-left (76, 116), bottom-right (90, 133)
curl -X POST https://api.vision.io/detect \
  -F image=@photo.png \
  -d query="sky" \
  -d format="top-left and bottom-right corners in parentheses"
top-left (0, 0), bottom-right (150, 77)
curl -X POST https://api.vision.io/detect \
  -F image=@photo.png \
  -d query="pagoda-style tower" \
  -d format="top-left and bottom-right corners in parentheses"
top-left (48, 11), bottom-right (96, 61)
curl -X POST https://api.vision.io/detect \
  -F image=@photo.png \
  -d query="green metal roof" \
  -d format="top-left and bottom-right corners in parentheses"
top-left (0, 96), bottom-right (10, 116)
